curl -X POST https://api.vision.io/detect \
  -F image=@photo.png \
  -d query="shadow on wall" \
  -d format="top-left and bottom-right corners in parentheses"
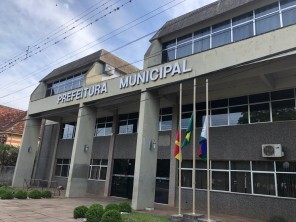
top-left (0, 166), bottom-right (15, 186)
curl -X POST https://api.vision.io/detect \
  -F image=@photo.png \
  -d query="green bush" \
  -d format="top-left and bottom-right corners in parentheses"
top-left (28, 190), bottom-right (42, 199)
top-left (41, 190), bottom-right (52, 198)
top-left (73, 205), bottom-right (88, 219)
top-left (1, 190), bottom-right (14, 199)
top-left (85, 204), bottom-right (104, 222)
top-left (14, 190), bottom-right (27, 199)
top-left (101, 210), bottom-right (122, 222)
top-left (118, 202), bottom-right (132, 213)
top-left (105, 203), bottom-right (120, 212)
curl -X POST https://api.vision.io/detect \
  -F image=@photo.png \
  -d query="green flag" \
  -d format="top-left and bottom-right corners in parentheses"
top-left (182, 113), bottom-right (193, 147)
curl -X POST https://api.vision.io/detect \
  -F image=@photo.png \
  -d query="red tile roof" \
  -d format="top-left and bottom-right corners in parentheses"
top-left (0, 105), bottom-right (27, 135)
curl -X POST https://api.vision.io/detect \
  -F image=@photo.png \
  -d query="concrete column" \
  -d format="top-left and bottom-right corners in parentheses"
top-left (104, 110), bottom-right (118, 196)
top-left (12, 116), bottom-right (42, 188)
top-left (48, 122), bottom-right (61, 183)
top-left (168, 103), bottom-right (178, 207)
top-left (65, 104), bottom-right (96, 197)
top-left (132, 91), bottom-right (160, 210)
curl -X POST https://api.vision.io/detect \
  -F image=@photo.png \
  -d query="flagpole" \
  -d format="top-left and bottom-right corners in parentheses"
top-left (206, 79), bottom-right (210, 221)
top-left (192, 78), bottom-right (196, 214)
top-left (178, 83), bottom-right (182, 216)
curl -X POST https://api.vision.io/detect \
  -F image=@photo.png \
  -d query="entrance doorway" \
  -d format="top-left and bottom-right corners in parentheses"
top-left (111, 159), bottom-right (135, 199)
top-left (155, 159), bottom-right (170, 204)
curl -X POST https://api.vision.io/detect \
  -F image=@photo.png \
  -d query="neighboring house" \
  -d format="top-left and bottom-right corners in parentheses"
top-left (0, 105), bottom-right (26, 147)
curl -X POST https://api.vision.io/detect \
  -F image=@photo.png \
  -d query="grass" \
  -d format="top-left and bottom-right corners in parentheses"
top-left (122, 212), bottom-right (170, 222)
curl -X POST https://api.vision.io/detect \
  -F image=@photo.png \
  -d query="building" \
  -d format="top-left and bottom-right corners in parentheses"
top-left (0, 105), bottom-right (26, 147)
top-left (13, 0), bottom-right (296, 221)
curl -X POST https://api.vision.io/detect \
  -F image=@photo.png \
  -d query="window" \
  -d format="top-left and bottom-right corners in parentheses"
top-left (182, 104), bottom-right (193, 129)
top-left (94, 116), bottom-right (113, 137)
top-left (159, 107), bottom-right (172, 131)
top-left (162, 1), bottom-right (295, 63)
top-left (61, 122), bottom-right (76, 139)
top-left (118, 112), bottom-right (138, 134)
top-left (88, 159), bottom-right (108, 181)
top-left (255, 2), bottom-right (280, 35)
top-left (281, 0), bottom-right (296, 26)
top-left (232, 12), bottom-right (254, 42)
top-left (47, 71), bottom-right (86, 96)
top-left (212, 20), bottom-right (231, 48)
top-left (180, 160), bottom-right (296, 199)
top-left (249, 93), bottom-right (271, 123)
top-left (55, 159), bottom-right (71, 177)
top-left (176, 34), bottom-right (192, 59)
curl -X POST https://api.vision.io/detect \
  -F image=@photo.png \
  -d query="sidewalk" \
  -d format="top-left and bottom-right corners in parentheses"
top-left (0, 195), bottom-right (265, 222)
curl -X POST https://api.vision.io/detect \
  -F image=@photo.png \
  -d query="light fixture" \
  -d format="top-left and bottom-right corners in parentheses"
top-left (83, 144), bottom-right (89, 152)
top-left (150, 140), bottom-right (156, 150)
top-left (28, 146), bottom-right (32, 153)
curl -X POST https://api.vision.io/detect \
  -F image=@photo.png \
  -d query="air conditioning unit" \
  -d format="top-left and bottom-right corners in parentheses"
top-left (262, 144), bottom-right (284, 158)
top-left (104, 64), bottom-right (115, 75)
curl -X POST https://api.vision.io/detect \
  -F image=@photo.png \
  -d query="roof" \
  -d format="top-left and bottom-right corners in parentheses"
top-left (0, 106), bottom-right (26, 135)
top-left (151, 0), bottom-right (256, 41)
top-left (41, 49), bottom-right (140, 82)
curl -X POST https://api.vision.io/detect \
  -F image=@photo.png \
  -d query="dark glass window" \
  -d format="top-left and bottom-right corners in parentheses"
top-left (182, 160), bottom-right (193, 168)
top-left (163, 39), bottom-right (176, 49)
top-left (272, 99), bottom-right (296, 121)
top-left (231, 172), bottom-right (251, 193)
top-left (194, 37), bottom-right (210, 53)
top-left (229, 96), bottom-right (248, 106)
top-left (271, 89), bottom-right (294, 100)
top-left (212, 171), bottom-right (229, 191)
top-left (196, 110), bottom-right (206, 127)
top-left (253, 173), bottom-right (275, 195)
top-left (255, 2), bottom-right (279, 18)
top-left (249, 93), bottom-right (270, 103)
top-left (212, 161), bottom-right (229, 169)
top-left (194, 27), bottom-right (210, 38)
top-left (276, 162), bottom-right (296, 172)
top-left (231, 161), bottom-right (250, 170)
top-left (253, 161), bottom-right (274, 171)
top-left (233, 12), bottom-right (253, 25)
top-left (182, 112), bottom-right (192, 129)
top-left (250, 103), bottom-right (270, 123)
top-left (211, 99), bottom-right (228, 108)
top-left (229, 105), bottom-right (248, 125)
top-left (277, 173), bottom-right (296, 198)
top-left (211, 108), bottom-right (228, 126)
top-left (212, 20), bottom-right (231, 32)
top-left (196, 160), bottom-right (207, 169)
top-left (196, 170), bottom-right (207, 189)
top-left (181, 170), bottom-right (192, 188)
top-left (177, 34), bottom-right (192, 44)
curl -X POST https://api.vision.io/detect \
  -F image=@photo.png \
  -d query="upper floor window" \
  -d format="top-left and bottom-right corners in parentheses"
top-left (182, 88), bottom-right (296, 128)
top-left (118, 112), bottom-right (138, 134)
top-left (159, 107), bottom-right (172, 131)
top-left (46, 71), bottom-right (86, 96)
top-left (61, 122), bottom-right (76, 139)
top-left (162, 0), bottom-right (296, 63)
top-left (94, 116), bottom-right (113, 137)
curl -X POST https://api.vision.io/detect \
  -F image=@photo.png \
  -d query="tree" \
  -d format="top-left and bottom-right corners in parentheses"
top-left (0, 144), bottom-right (19, 166)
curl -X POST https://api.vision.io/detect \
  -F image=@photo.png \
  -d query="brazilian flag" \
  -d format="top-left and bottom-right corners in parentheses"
top-left (182, 113), bottom-right (193, 147)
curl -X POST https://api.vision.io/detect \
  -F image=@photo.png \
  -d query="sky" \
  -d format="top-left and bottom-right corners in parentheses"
top-left (0, 0), bottom-right (215, 110)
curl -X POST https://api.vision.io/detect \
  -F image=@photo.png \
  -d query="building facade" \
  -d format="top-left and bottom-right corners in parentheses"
top-left (13, 1), bottom-right (296, 221)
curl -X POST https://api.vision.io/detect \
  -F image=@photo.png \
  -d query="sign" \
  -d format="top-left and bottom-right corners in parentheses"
top-left (57, 59), bottom-right (192, 104)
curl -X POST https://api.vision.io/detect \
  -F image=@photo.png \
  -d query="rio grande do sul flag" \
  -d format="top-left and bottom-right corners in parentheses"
top-left (174, 129), bottom-right (181, 160)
